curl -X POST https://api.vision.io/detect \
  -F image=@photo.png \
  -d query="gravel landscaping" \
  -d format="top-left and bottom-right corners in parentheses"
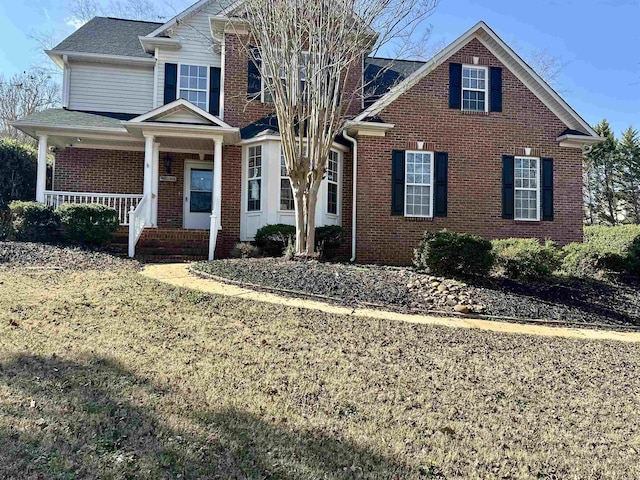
top-left (0, 241), bottom-right (140, 271)
top-left (192, 258), bottom-right (640, 328)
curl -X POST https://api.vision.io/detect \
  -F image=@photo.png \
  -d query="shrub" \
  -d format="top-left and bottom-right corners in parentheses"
top-left (413, 230), bottom-right (493, 278)
top-left (492, 238), bottom-right (561, 281)
top-left (230, 242), bottom-right (261, 259)
top-left (0, 207), bottom-right (11, 240)
top-left (255, 224), bottom-right (296, 256)
top-left (57, 203), bottom-right (119, 245)
top-left (561, 225), bottom-right (640, 277)
top-left (315, 225), bottom-right (344, 257)
top-left (626, 237), bottom-right (640, 276)
top-left (0, 139), bottom-right (37, 207)
top-left (9, 201), bottom-right (60, 243)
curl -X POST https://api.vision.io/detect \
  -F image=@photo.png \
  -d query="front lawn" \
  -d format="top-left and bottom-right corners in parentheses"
top-left (1, 258), bottom-right (640, 477)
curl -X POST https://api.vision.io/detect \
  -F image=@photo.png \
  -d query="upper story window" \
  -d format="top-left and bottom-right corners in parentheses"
top-left (279, 150), bottom-right (295, 211)
top-left (462, 65), bottom-right (488, 112)
top-left (179, 64), bottom-right (208, 110)
top-left (327, 150), bottom-right (339, 215)
top-left (263, 52), bottom-right (308, 104)
top-left (405, 151), bottom-right (433, 217)
top-left (514, 156), bottom-right (540, 221)
top-left (247, 145), bottom-right (262, 212)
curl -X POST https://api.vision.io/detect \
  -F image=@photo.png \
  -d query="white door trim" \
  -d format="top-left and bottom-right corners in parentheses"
top-left (183, 159), bottom-right (214, 229)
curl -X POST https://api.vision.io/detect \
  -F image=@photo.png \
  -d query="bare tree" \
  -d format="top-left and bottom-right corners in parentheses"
top-left (526, 48), bottom-right (568, 90)
top-left (231, 0), bottom-right (439, 255)
top-left (0, 69), bottom-right (60, 145)
top-left (66, 0), bottom-right (102, 24)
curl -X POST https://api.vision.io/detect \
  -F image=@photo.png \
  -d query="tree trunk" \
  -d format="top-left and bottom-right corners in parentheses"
top-left (292, 183), bottom-right (306, 255)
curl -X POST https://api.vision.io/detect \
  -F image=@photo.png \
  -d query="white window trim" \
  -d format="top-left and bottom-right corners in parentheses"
top-left (514, 155), bottom-right (541, 222)
top-left (461, 64), bottom-right (489, 113)
top-left (404, 150), bottom-right (434, 218)
top-left (278, 146), bottom-right (295, 212)
top-left (246, 144), bottom-right (263, 213)
top-left (327, 150), bottom-right (341, 216)
top-left (177, 63), bottom-right (210, 111)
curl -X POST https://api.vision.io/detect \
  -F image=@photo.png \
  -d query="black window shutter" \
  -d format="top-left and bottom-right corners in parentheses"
top-left (434, 152), bottom-right (448, 217)
top-left (209, 66), bottom-right (221, 116)
top-left (391, 150), bottom-right (406, 216)
top-left (247, 47), bottom-right (262, 97)
top-left (542, 157), bottom-right (554, 221)
top-left (502, 155), bottom-right (515, 219)
top-left (490, 67), bottom-right (503, 112)
top-left (164, 63), bottom-right (178, 105)
top-left (449, 63), bottom-right (462, 109)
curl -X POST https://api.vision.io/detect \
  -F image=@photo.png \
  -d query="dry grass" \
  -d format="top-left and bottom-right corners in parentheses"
top-left (1, 268), bottom-right (639, 479)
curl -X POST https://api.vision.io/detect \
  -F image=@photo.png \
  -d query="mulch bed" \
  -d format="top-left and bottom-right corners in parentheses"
top-left (192, 258), bottom-right (640, 328)
top-left (0, 241), bottom-right (140, 271)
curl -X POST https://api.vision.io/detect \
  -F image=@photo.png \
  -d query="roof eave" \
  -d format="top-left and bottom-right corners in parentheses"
top-left (344, 120), bottom-right (395, 137)
top-left (557, 134), bottom-right (606, 148)
top-left (46, 50), bottom-right (156, 66)
top-left (139, 36), bottom-right (182, 54)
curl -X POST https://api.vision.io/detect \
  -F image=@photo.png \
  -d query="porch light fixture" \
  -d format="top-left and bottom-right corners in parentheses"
top-left (163, 154), bottom-right (173, 174)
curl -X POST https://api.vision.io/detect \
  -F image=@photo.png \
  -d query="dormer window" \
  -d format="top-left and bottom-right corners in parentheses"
top-left (462, 65), bottom-right (488, 112)
top-left (179, 64), bottom-right (208, 110)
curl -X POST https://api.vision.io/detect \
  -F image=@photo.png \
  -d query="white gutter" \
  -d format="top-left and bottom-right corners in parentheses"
top-left (342, 129), bottom-right (358, 262)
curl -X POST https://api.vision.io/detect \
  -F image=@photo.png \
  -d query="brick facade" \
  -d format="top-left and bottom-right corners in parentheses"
top-left (353, 39), bottom-right (584, 265)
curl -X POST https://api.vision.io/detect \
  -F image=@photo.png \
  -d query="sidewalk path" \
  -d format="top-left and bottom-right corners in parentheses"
top-left (141, 263), bottom-right (640, 343)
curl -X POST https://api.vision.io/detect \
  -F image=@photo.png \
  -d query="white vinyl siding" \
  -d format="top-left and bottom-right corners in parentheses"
top-left (154, 1), bottom-right (222, 109)
top-left (68, 62), bottom-right (154, 114)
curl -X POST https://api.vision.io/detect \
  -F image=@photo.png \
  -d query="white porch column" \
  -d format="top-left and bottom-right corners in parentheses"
top-left (151, 142), bottom-right (160, 227)
top-left (143, 134), bottom-right (154, 224)
top-left (36, 135), bottom-right (48, 203)
top-left (213, 137), bottom-right (223, 230)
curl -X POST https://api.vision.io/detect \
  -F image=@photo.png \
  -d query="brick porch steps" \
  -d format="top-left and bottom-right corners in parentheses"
top-left (108, 227), bottom-right (211, 262)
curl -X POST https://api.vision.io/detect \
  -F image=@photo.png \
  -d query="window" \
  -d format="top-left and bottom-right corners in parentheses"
top-left (262, 52), bottom-right (308, 104)
top-left (405, 151), bottom-right (433, 217)
top-left (179, 64), bottom-right (208, 110)
top-left (279, 150), bottom-right (294, 210)
top-left (514, 156), bottom-right (540, 221)
top-left (189, 169), bottom-right (213, 213)
top-left (462, 66), bottom-right (487, 112)
top-left (247, 145), bottom-right (262, 211)
top-left (327, 150), bottom-right (339, 215)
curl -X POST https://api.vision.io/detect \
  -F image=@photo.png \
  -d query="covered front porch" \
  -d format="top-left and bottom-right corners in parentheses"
top-left (14, 100), bottom-right (240, 259)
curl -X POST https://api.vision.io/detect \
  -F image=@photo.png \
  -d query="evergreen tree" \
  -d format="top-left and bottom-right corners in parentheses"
top-left (618, 127), bottom-right (640, 224)
top-left (584, 120), bottom-right (621, 225)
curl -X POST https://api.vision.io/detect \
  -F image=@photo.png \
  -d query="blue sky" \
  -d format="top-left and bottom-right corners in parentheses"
top-left (0, 0), bottom-right (637, 136)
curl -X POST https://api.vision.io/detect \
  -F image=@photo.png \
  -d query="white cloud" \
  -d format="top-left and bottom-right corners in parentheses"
top-left (65, 16), bottom-right (86, 30)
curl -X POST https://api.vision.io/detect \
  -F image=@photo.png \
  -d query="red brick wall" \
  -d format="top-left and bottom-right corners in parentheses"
top-left (54, 148), bottom-right (144, 194)
top-left (354, 38), bottom-right (584, 265)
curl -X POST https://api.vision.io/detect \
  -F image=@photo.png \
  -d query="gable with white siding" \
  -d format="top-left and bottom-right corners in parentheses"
top-left (153, 1), bottom-right (223, 110)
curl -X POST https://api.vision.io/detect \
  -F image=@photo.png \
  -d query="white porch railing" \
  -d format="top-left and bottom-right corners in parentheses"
top-left (128, 194), bottom-right (150, 258)
top-left (208, 196), bottom-right (221, 261)
top-left (44, 190), bottom-right (143, 226)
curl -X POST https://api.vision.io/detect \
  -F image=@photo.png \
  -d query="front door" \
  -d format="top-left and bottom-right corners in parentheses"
top-left (184, 161), bottom-right (213, 229)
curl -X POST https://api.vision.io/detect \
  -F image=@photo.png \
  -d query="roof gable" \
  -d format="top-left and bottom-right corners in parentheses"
top-left (356, 21), bottom-right (598, 137)
top-left (128, 99), bottom-right (232, 128)
top-left (146, 0), bottom-right (238, 37)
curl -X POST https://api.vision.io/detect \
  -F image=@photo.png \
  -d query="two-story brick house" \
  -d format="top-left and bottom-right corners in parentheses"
top-left (13, 0), bottom-right (602, 264)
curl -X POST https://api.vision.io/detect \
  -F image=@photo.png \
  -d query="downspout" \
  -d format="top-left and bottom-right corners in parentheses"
top-left (342, 129), bottom-right (358, 262)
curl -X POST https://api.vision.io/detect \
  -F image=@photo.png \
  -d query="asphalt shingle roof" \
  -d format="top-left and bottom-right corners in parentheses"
top-left (52, 17), bottom-right (162, 58)
top-left (364, 57), bottom-right (426, 108)
top-left (13, 109), bottom-right (133, 130)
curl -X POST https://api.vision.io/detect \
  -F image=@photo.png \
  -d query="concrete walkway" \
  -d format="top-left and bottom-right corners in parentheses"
top-left (141, 263), bottom-right (640, 343)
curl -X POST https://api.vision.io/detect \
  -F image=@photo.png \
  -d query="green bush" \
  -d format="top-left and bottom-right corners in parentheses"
top-left (0, 139), bottom-right (37, 207)
top-left (492, 238), bottom-right (561, 281)
top-left (255, 224), bottom-right (296, 256)
top-left (413, 230), bottom-right (494, 278)
top-left (9, 201), bottom-right (60, 243)
top-left (626, 237), bottom-right (640, 275)
top-left (0, 207), bottom-right (11, 241)
top-left (315, 225), bottom-right (344, 257)
top-left (58, 203), bottom-right (119, 245)
top-left (561, 225), bottom-right (640, 277)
